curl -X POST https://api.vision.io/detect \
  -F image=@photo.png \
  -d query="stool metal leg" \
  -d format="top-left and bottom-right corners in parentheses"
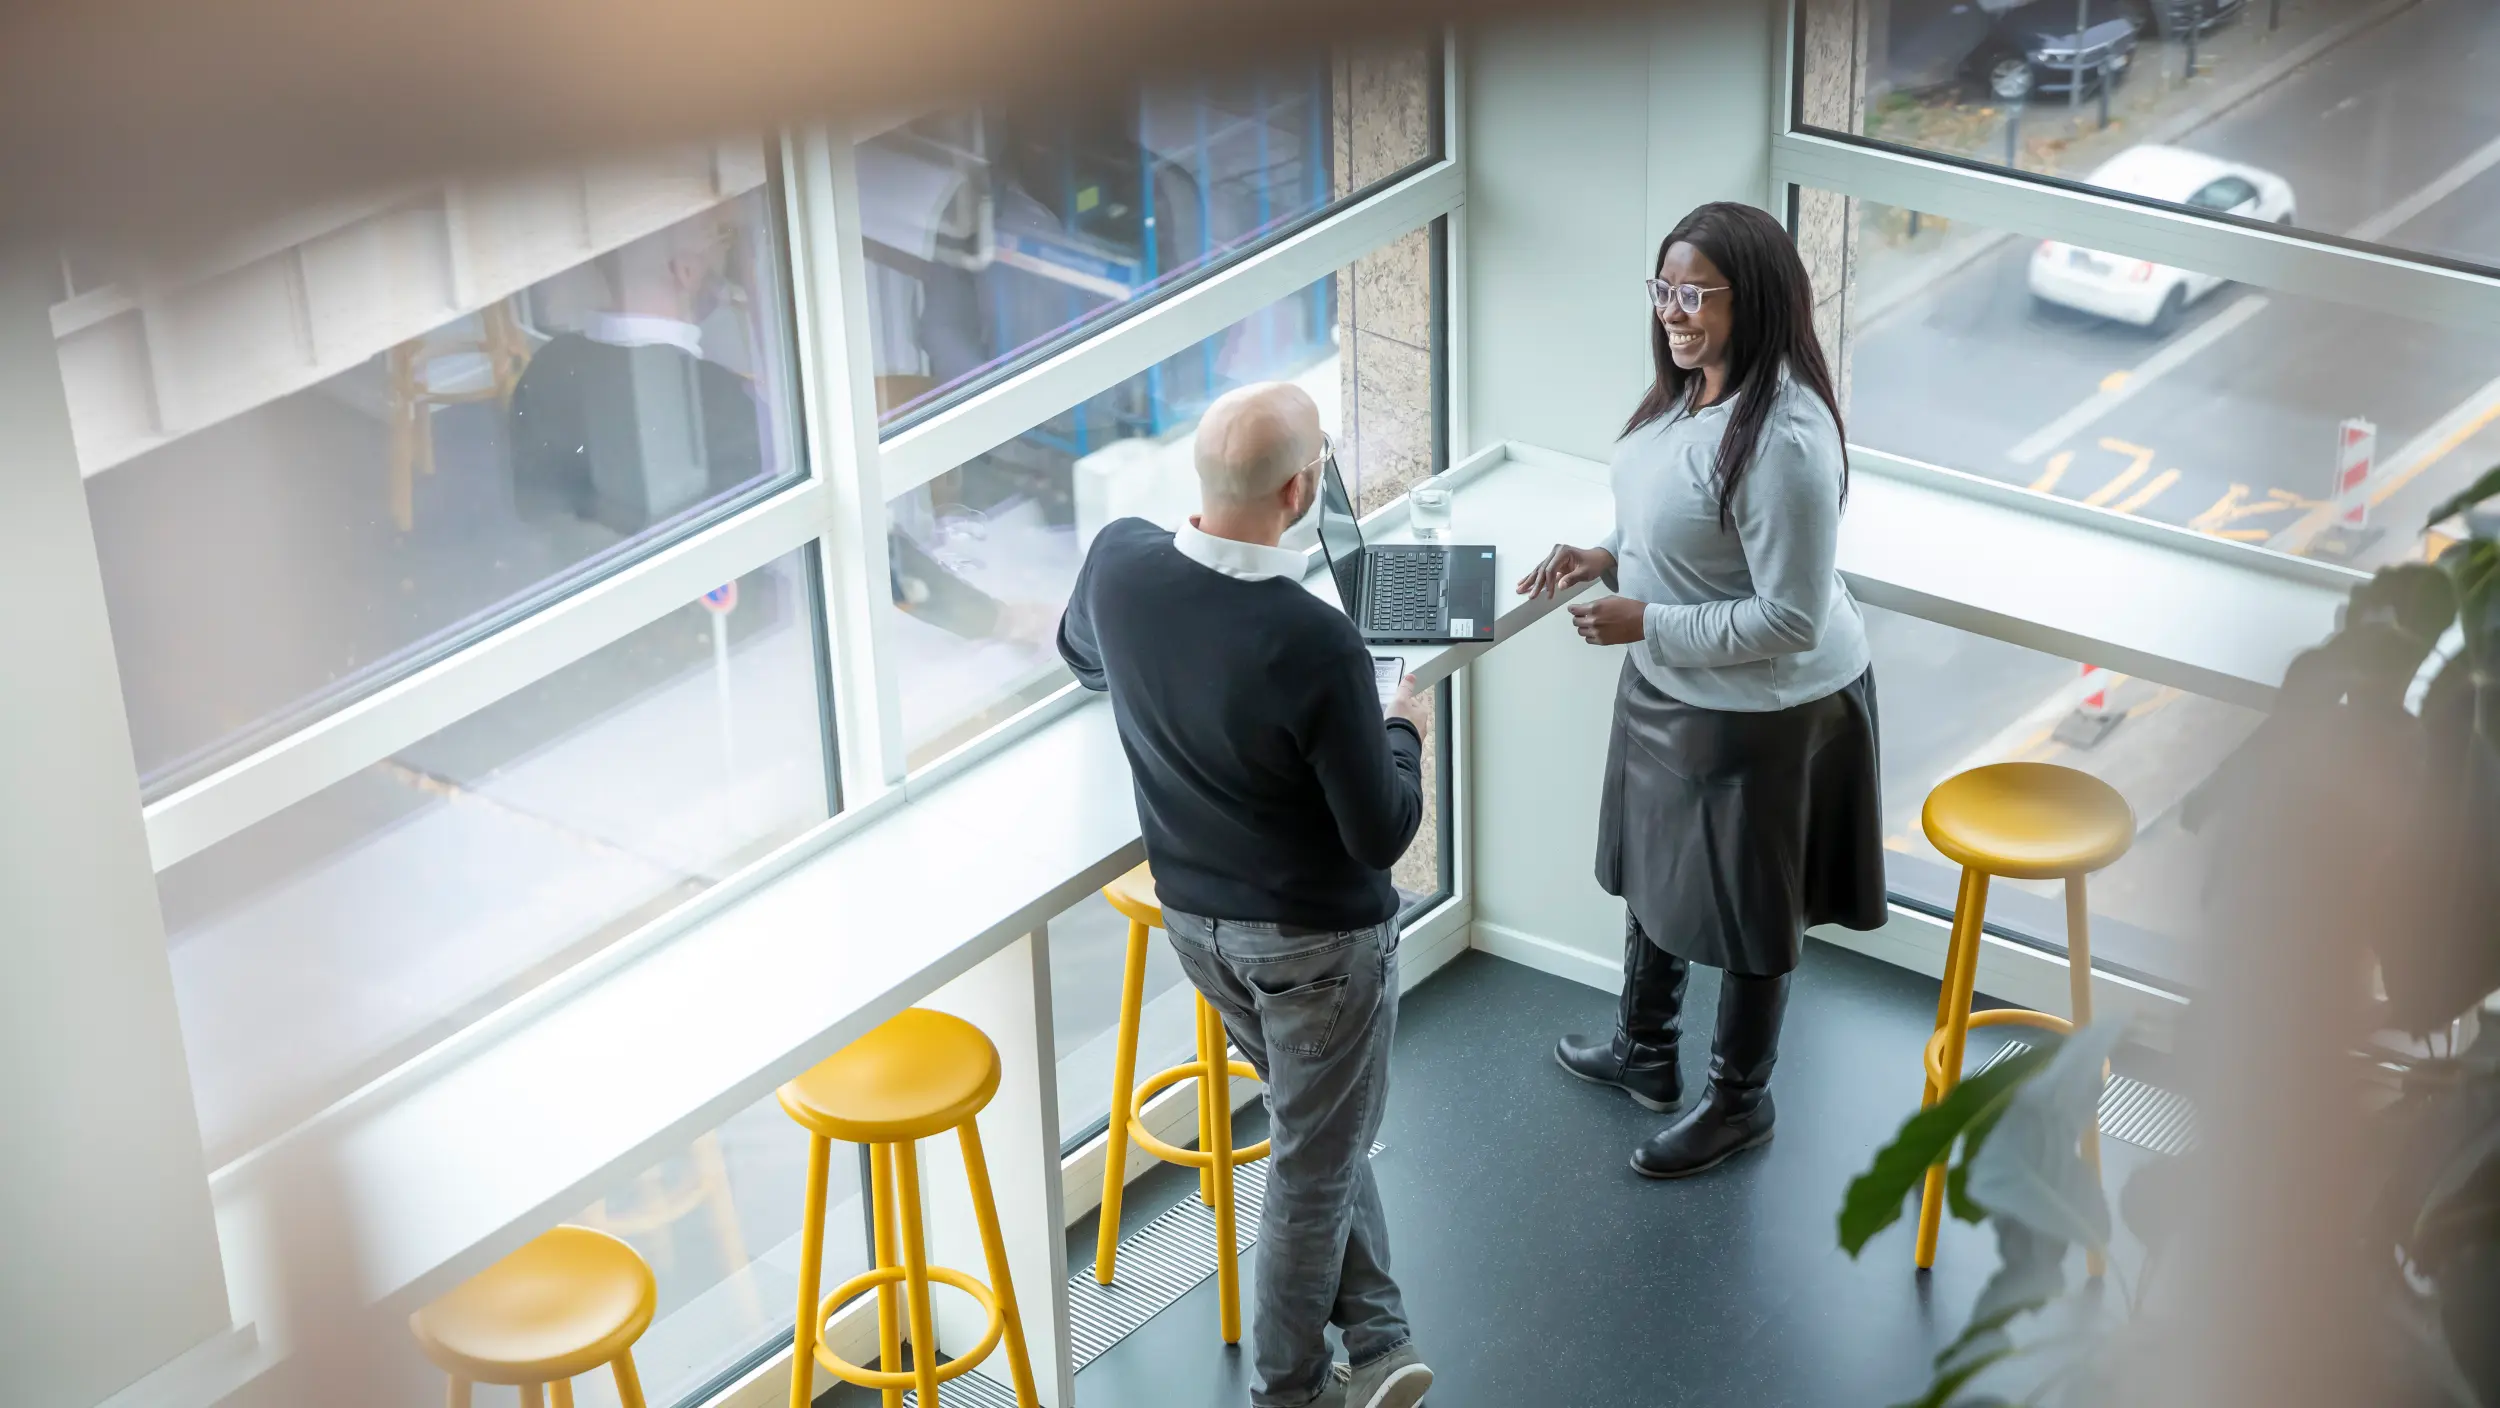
top-left (789, 1132), bottom-right (832, 1408)
top-left (1917, 865), bottom-right (1991, 1270)
top-left (2067, 876), bottom-right (2108, 1281)
top-left (873, 1142), bottom-right (905, 1408)
top-left (446, 1378), bottom-right (473, 1408)
top-left (1095, 920), bottom-right (1152, 1284)
top-left (612, 1350), bottom-right (649, 1408)
top-left (1195, 996), bottom-right (1218, 1207)
top-left (552, 1380), bottom-right (575, 1408)
top-left (893, 1139), bottom-right (944, 1407)
top-left (958, 1117), bottom-right (1043, 1407)
top-left (1202, 996), bottom-right (1242, 1345)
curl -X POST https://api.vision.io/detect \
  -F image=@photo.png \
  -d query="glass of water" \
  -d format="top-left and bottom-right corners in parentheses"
top-left (1409, 478), bottom-right (1455, 541)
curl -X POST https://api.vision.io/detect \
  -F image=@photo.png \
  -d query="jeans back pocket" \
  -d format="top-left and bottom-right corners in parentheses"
top-left (1253, 972), bottom-right (1354, 1058)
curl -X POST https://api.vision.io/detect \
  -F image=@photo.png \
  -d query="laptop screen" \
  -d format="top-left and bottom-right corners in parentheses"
top-left (1315, 445), bottom-right (1365, 615)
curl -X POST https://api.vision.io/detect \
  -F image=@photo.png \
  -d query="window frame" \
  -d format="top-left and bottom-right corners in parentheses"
top-left (149, 45), bottom-right (1465, 1183)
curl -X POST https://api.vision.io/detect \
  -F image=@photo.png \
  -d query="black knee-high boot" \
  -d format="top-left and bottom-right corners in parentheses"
top-left (1554, 913), bottom-right (1690, 1112)
top-left (1630, 969), bottom-right (1788, 1178)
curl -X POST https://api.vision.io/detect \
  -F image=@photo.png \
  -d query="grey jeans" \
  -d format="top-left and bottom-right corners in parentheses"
top-left (1162, 909), bottom-right (1411, 1408)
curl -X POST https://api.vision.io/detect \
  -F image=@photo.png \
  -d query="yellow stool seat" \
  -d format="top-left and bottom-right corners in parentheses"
top-left (781, 1009), bottom-right (1038, 1408)
top-left (1103, 862), bottom-right (1162, 929)
top-left (1911, 762), bottom-right (2131, 1277)
top-left (1091, 860), bottom-right (1267, 1345)
top-left (410, 1226), bottom-right (656, 1391)
top-left (1922, 762), bottom-right (2134, 880)
top-left (779, 1008), bottom-right (1001, 1144)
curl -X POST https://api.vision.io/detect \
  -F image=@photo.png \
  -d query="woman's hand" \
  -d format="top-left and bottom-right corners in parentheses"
top-left (1516, 544), bottom-right (1617, 599)
top-left (1568, 596), bottom-right (1647, 646)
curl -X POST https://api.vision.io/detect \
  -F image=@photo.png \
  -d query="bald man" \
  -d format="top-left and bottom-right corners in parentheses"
top-left (1058, 383), bottom-right (1434, 1408)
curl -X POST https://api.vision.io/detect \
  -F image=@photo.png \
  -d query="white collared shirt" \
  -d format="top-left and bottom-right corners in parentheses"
top-left (586, 312), bottom-right (706, 358)
top-left (1173, 520), bottom-right (1307, 583)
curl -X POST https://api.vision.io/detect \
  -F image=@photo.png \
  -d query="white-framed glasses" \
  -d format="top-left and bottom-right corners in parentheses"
top-left (1645, 279), bottom-right (1729, 315)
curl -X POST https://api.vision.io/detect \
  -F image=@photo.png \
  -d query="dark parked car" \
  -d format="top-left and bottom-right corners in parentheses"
top-left (1884, 0), bottom-right (2143, 104)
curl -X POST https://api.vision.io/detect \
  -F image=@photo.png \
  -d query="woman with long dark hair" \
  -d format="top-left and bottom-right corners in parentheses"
top-left (1519, 201), bottom-right (1885, 1178)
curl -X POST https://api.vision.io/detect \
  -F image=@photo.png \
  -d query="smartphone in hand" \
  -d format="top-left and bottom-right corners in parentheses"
top-left (1373, 655), bottom-right (1406, 711)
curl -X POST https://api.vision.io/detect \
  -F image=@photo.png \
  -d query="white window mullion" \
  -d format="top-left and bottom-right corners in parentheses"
top-left (879, 157), bottom-right (1465, 501)
top-left (1773, 130), bottom-right (2500, 336)
top-left (786, 126), bottom-right (909, 798)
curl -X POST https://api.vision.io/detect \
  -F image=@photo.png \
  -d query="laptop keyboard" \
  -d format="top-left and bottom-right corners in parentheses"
top-left (1368, 550), bottom-right (1442, 634)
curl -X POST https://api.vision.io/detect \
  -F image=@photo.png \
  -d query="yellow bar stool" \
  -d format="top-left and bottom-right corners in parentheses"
top-left (780, 1007), bottom-right (1039, 1408)
top-left (1093, 862), bottom-right (1269, 1344)
top-left (409, 1224), bottom-right (657, 1408)
top-left (1915, 761), bottom-right (2134, 1276)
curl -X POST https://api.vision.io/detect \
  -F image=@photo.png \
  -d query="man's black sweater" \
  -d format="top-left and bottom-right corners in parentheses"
top-left (1057, 518), bottom-right (1425, 930)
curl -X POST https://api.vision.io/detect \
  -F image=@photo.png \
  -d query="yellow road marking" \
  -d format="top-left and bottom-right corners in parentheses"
top-left (2112, 467), bottom-right (2181, 515)
top-left (2100, 370), bottom-right (2132, 393)
top-left (2371, 397), bottom-right (2500, 506)
top-left (2268, 486), bottom-right (2325, 509)
top-left (1883, 833), bottom-right (1916, 855)
top-left (2029, 450), bottom-right (2075, 494)
top-left (2191, 483), bottom-right (2250, 531)
top-left (2082, 438), bottom-right (2157, 507)
top-left (2215, 528), bottom-right (2273, 540)
top-left (2427, 529), bottom-right (2460, 561)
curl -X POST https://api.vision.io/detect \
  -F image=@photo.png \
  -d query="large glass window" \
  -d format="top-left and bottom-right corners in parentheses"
top-left (1865, 603), bottom-right (2258, 986)
top-left (1808, 191), bottom-right (2500, 570)
top-left (856, 40), bottom-right (1441, 428)
top-left (160, 552), bottom-right (833, 1160)
top-left (1798, 0), bottom-right (2500, 274)
top-left (884, 231), bottom-right (1445, 767)
top-left (66, 143), bottom-right (806, 794)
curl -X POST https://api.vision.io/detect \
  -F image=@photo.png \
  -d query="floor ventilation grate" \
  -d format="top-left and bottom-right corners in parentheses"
top-left (1053, 1142), bottom-right (1387, 1374)
top-left (1980, 1039), bottom-right (2197, 1156)
top-left (902, 1369), bottom-right (1021, 1407)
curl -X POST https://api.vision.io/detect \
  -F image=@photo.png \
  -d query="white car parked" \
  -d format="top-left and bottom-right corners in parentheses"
top-left (2027, 144), bottom-right (2296, 333)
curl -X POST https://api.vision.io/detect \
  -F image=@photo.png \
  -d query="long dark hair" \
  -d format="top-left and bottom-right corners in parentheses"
top-left (1620, 202), bottom-right (1847, 529)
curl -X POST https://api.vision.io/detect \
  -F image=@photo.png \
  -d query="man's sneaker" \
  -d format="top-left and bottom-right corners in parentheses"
top-left (1331, 1343), bottom-right (1434, 1408)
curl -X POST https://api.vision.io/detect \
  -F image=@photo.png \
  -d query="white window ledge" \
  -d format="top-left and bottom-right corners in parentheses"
top-left (205, 438), bottom-right (2342, 1379)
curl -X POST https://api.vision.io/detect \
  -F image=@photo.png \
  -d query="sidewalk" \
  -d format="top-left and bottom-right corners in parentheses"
top-left (1852, 0), bottom-right (2423, 326)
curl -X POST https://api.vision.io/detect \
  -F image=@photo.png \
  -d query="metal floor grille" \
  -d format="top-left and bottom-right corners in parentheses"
top-left (1981, 1039), bottom-right (2197, 1156)
top-left (901, 1369), bottom-right (1021, 1408)
top-left (1060, 1142), bottom-right (1386, 1373)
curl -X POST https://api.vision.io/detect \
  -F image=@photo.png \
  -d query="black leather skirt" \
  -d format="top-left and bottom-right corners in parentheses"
top-left (1594, 658), bottom-right (1886, 977)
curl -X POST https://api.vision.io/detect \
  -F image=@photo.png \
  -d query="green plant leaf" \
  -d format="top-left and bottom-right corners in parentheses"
top-left (1888, 1347), bottom-right (2018, 1408)
top-left (2424, 463), bottom-right (2500, 532)
top-left (1838, 1045), bottom-right (2056, 1256)
top-left (1965, 1021), bottom-right (2130, 1252)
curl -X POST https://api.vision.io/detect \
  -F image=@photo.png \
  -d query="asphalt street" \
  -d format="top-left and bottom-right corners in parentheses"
top-left (1846, 0), bottom-right (2500, 975)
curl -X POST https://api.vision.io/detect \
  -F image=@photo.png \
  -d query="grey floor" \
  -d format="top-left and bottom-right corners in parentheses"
top-left (836, 942), bottom-right (2154, 1407)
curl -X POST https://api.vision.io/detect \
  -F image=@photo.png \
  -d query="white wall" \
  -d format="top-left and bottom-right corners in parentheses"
top-left (0, 245), bottom-right (234, 1406)
top-left (1462, 0), bottom-right (1782, 987)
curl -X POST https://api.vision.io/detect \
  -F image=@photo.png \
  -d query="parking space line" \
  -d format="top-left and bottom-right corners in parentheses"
top-left (2347, 131), bottom-right (2500, 244)
top-left (2111, 468), bottom-right (2181, 515)
top-left (2007, 297), bottom-right (2271, 466)
top-left (2029, 450), bottom-right (2074, 494)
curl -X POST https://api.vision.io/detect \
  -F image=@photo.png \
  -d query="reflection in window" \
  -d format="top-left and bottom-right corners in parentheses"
top-left (883, 229), bottom-right (1443, 768)
top-left (1797, 0), bottom-right (2500, 272)
top-left (1863, 604), bottom-right (2258, 986)
top-left (67, 144), bottom-right (805, 795)
top-left (159, 553), bottom-right (833, 1160)
top-left (560, 1091), bottom-right (871, 1408)
top-left (1798, 191), bottom-right (2500, 571)
top-left (857, 40), bottom-right (1440, 428)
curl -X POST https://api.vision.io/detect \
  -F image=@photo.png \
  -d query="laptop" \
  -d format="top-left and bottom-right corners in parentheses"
top-left (1314, 448), bottom-right (1497, 646)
